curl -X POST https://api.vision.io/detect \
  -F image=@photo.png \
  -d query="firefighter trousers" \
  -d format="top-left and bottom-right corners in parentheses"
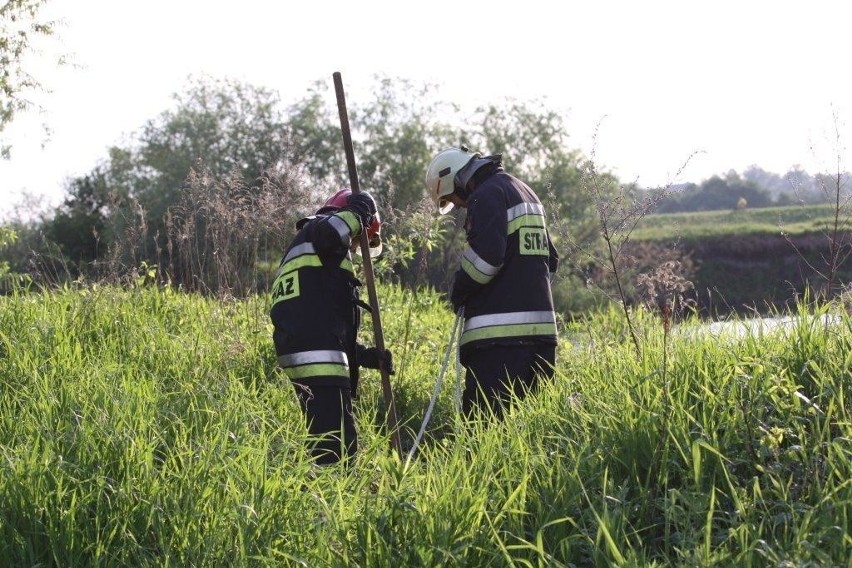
top-left (293, 383), bottom-right (356, 465)
top-left (461, 343), bottom-right (556, 420)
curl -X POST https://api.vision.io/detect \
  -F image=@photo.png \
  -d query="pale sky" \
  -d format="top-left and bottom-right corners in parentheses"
top-left (2, 0), bottom-right (850, 218)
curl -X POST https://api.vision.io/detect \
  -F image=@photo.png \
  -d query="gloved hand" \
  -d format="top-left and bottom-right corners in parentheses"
top-left (450, 288), bottom-right (466, 314)
top-left (347, 192), bottom-right (377, 228)
top-left (358, 345), bottom-right (395, 374)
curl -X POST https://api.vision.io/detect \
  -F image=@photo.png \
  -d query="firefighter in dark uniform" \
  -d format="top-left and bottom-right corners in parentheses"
top-left (269, 189), bottom-right (393, 464)
top-left (425, 147), bottom-right (558, 419)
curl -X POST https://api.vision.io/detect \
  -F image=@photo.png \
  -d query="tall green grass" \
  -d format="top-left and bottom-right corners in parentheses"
top-left (1, 284), bottom-right (850, 566)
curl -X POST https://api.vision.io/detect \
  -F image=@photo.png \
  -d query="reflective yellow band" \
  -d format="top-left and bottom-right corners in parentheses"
top-left (282, 363), bottom-right (350, 380)
top-left (460, 310), bottom-right (557, 345)
top-left (329, 211), bottom-right (361, 246)
top-left (278, 350), bottom-right (349, 367)
top-left (280, 254), bottom-right (322, 273)
top-left (507, 202), bottom-right (545, 222)
top-left (460, 321), bottom-right (558, 345)
top-left (507, 213), bottom-right (546, 235)
top-left (278, 351), bottom-right (350, 380)
top-left (278, 255), bottom-right (353, 277)
top-left (335, 211), bottom-right (361, 236)
top-left (461, 246), bottom-right (502, 284)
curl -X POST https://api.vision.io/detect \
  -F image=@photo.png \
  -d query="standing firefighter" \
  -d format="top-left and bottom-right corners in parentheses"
top-left (270, 189), bottom-right (393, 464)
top-left (426, 147), bottom-right (559, 419)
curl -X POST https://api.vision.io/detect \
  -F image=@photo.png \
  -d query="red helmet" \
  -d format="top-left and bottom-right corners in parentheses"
top-left (321, 189), bottom-right (382, 257)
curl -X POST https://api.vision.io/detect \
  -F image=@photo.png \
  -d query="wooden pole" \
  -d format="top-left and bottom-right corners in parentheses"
top-left (332, 71), bottom-right (402, 460)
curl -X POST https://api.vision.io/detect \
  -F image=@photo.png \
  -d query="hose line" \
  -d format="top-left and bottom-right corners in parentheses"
top-left (405, 307), bottom-right (464, 465)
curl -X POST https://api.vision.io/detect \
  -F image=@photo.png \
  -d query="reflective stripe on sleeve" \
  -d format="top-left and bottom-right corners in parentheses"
top-left (277, 350), bottom-right (350, 380)
top-left (461, 245), bottom-right (502, 284)
top-left (460, 310), bottom-right (557, 345)
top-left (329, 211), bottom-right (361, 246)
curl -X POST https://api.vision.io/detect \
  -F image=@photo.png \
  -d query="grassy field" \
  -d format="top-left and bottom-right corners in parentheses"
top-left (632, 203), bottom-right (846, 241)
top-left (1, 283), bottom-right (851, 566)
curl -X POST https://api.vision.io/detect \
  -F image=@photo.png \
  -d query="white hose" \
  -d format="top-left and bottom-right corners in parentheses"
top-left (455, 320), bottom-right (463, 415)
top-left (405, 307), bottom-right (464, 465)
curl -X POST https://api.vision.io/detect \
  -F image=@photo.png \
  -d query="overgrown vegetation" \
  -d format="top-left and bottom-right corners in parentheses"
top-left (1, 283), bottom-right (849, 566)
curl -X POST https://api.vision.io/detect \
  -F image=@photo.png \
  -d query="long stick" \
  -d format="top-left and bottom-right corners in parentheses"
top-left (332, 71), bottom-right (402, 460)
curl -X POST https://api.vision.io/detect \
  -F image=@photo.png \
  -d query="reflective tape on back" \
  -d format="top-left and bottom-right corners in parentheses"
top-left (278, 350), bottom-right (350, 380)
top-left (507, 202), bottom-right (544, 221)
top-left (460, 310), bottom-right (557, 345)
top-left (506, 202), bottom-right (546, 235)
top-left (278, 350), bottom-right (349, 367)
top-left (284, 242), bottom-right (316, 264)
top-left (275, 242), bottom-right (353, 280)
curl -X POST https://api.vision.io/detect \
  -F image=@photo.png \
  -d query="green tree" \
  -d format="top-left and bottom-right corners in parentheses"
top-left (1, 0), bottom-right (59, 157)
top-left (0, 226), bottom-right (16, 278)
top-left (464, 100), bottom-right (592, 227)
top-left (44, 175), bottom-right (107, 268)
top-left (40, 145), bottom-right (140, 270)
top-left (133, 75), bottom-right (290, 230)
top-left (284, 80), bottom-right (343, 186)
top-left (53, 75), bottom-right (292, 271)
top-left (352, 76), bottom-right (456, 211)
top-left (658, 172), bottom-right (772, 212)
top-left (41, 155), bottom-right (133, 269)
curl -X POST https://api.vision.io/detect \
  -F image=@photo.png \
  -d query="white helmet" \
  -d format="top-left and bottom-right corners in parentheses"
top-left (425, 147), bottom-right (479, 214)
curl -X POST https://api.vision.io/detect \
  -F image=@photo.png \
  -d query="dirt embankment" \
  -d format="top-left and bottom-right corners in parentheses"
top-left (644, 233), bottom-right (852, 316)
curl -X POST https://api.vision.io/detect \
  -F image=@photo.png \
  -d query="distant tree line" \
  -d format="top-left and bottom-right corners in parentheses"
top-left (644, 166), bottom-right (851, 213)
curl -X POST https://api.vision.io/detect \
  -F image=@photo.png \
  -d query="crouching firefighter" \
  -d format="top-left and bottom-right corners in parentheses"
top-left (269, 189), bottom-right (394, 465)
top-left (425, 147), bottom-right (559, 420)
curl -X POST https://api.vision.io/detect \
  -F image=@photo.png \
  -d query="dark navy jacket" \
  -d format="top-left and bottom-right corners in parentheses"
top-left (269, 208), bottom-right (366, 390)
top-left (451, 169), bottom-right (559, 353)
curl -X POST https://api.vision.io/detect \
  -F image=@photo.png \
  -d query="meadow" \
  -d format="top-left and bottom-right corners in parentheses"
top-left (1, 282), bottom-right (850, 566)
top-left (631, 203), bottom-right (845, 242)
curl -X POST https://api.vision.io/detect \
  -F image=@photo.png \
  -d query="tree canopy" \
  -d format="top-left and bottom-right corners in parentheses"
top-left (655, 171), bottom-right (774, 212)
top-left (0, 0), bottom-right (59, 157)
